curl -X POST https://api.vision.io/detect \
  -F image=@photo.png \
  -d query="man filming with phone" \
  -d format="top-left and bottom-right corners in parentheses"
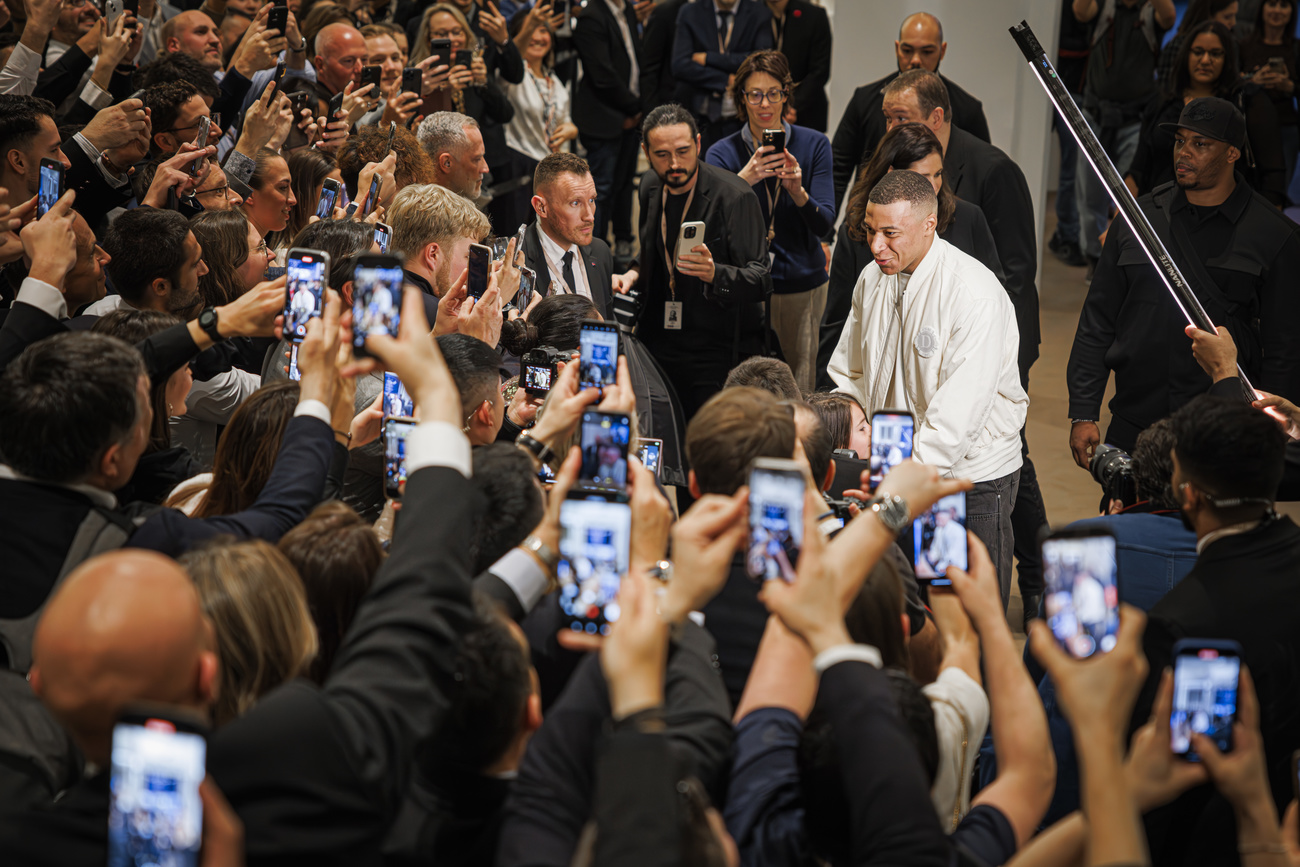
top-left (626, 103), bottom-right (771, 420)
top-left (828, 170), bottom-right (1027, 608)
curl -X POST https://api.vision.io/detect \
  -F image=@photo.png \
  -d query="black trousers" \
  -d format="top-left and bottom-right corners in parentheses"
top-left (1011, 367), bottom-right (1049, 602)
top-left (644, 339), bottom-right (735, 422)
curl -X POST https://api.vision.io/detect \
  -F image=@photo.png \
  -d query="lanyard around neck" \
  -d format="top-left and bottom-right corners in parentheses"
top-left (660, 183), bottom-right (697, 300)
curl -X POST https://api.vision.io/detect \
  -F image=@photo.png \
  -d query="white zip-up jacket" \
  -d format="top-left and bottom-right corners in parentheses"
top-left (828, 237), bottom-right (1028, 483)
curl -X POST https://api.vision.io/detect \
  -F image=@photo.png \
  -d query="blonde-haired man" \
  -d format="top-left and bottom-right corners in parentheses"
top-left (388, 182), bottom-right (491, 325)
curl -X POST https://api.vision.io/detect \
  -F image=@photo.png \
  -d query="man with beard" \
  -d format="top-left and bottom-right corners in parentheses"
top-left (93, 208), bottom-right (208, 319)
top-left (1067, 97), bottom-right (1300, 464)
top-left (829, 12), bottom-right (989, 216)
top-left (417, 112), bottom-right (491, 202)
top-left (521, 153), bottom-right (638, 322)
top-left (624, 103), bottom-right (770, 419)
top-left (387, 181), bottom-right (492, 325)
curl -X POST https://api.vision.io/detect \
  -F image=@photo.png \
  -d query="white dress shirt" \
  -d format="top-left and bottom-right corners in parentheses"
top-left (536, 223), bottom-right (592, 302)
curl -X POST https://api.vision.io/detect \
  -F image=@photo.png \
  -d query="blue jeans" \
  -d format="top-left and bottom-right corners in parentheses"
top-left (581, 128), bottom-right (639, 245)
top-left (1053, 97), bottom-right (1081, 244)
top-left (966, 469), bottom-right (1020, 611)
top-left (1075, 108), bottom-right (1141, 259)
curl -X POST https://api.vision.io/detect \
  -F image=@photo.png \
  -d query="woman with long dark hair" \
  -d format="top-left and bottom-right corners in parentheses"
top-left (1127, 20), bottom-right (1285, 203)
top-left (1157, 0), bottom-right (1240, 85)
top-left (815, 122), bottom-right (1004, 388)
top-left (1239, 0), bottom-right (1300, 192)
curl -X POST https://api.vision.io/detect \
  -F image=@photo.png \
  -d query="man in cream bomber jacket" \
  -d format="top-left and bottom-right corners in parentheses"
top-left (829, 170), bottom-right (1028, 607)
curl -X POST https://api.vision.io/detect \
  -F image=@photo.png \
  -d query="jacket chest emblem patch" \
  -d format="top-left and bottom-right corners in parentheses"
top-left (915, 326), bottom-right (940, 358)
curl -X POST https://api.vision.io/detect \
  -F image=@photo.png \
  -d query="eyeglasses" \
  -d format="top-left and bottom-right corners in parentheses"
top-left (255, 239), bottom-right (269, 258)
top-left (165, 113), bottom-right (221, 135)
top-left (195, 183), bottom-right (228, 198)
top-left (743, 88), bottom-right (787, 106)
top-left (64, 0), bottom-right (100, 8)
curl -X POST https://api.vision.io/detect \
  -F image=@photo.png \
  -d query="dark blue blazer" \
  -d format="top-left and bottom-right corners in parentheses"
top-left (670, 0), bottom-right (773, 119)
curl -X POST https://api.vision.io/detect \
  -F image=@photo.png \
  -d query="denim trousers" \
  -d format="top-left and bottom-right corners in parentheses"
top-left (1075, 108), bottom-right (1140, 259)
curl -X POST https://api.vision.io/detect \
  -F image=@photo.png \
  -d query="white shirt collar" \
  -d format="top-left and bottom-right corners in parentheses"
top-left (536, 221), bottom-right (578, 262)
top-left (0, 464), bottom-right (118, 509)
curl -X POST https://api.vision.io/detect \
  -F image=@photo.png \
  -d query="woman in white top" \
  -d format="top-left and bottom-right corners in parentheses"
top-left (498, 17), bottom-right (578, 229)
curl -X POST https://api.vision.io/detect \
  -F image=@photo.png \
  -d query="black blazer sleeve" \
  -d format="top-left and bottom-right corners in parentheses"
top-left (789, 7), bottom-right (832, 127)
top-left (126, 414), bottom-right (335, 556)
top-left (815, 221), bottom-right (869, 390)
top-left (63, 142), bottom-right (133, 231)
top-left (487, 37), bottom-right (525, 85)
top-left (819, 660), bottom-right (951, 866)
top-left (708, 179), bottom-right (772, 306)
top-left (0, 299), bottom-right (69, 370)
top-left (136, 322), bottom-right (202, 382)
top-left (36, 45), bottom-right (93, 109)
top-left (473, 571), bottom-right (527, 622)
top-left (212, 70), bottom-right (254, 134)
top-left (590, 722), bottom-right (680, 867)
top-left (572, 6), bottom-right (641, 118)
top-left (831, 90), bottom-right (868, 216)
top-left (209, 464), bottom-right (480, 858)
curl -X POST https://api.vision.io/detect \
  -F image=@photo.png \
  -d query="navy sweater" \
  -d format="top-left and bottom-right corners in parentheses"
top-left (705, 122), bottom-right (835, 294)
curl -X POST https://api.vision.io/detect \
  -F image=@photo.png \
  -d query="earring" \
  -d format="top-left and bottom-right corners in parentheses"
top-left (167, 402), bottom-right (174, 416)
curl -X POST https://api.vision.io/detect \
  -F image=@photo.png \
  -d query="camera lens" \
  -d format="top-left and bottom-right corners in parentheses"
top-left (685, 227), bottom-right (696, 238)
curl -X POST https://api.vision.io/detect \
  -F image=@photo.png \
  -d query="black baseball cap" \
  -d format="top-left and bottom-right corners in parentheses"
top-left (1160, 96), bottom-right (1247, 151)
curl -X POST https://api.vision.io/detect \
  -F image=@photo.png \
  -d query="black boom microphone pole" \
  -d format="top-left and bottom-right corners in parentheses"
top-left (1008, 20), bottom-right (1260, 406)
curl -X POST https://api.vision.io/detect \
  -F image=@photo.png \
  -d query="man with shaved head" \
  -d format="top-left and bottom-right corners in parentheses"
top-left (829, 11), bottom-right (990, 217)
top-left (311, 21), bottom-right (368, 103)
top-left (0, 307), bottom-right (485, 865)
top-left (828, 170), bottom-right (1027, 607)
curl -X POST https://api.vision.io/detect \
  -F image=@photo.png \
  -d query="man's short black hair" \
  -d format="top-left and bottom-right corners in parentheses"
top-left (470, 444), bottom-right (544, 574)
top-left (435, 334), bottom-right (503, 419)
top-left (421, 592), bottom-right (531, 774)
top-left (103, 208), bottom-right (192, 306)
top-left (1132, 418), bottom-right (1180, 510)
top-left (641, 102), bottom-right (698, 142)
top-left (0, 94), bottom-right (55, 157)
top-left (1171, 395), bottom-right (1287, 506)
top-left (723, 356), bottom-right (801, 400)
top-left (868, 169), bottom-right (938, 216)
top-left (134, 53), bottom-right (222, 99)
top-left (143, 80), bottom-right (202, 153)
top-left (0, 333), bottom-right (145, 483)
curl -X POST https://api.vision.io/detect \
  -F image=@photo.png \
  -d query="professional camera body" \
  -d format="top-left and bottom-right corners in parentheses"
top-left (1090, 444), bottom-right (1138, 508)
top-left (520, 345), bottom-right (565, 395)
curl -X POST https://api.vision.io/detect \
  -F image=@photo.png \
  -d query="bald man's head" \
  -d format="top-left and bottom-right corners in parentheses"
top-left (314, 23), bottom-right (367, 95)
top-left (896, 12), bottom-right (946, 73)
top-left (163, 10), bottom-right (223, 70)
top-left (31, 550), bottom-right (218, 764)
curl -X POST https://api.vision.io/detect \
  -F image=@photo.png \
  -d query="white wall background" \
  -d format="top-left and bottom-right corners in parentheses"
top-left (822, 1), bottom-right (1064, 278)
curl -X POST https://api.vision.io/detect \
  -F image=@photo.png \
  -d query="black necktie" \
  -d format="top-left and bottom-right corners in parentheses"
top-left (562, 250), bottom-right (576, 295)
top-left (718, 10), bottom-right (732, 51)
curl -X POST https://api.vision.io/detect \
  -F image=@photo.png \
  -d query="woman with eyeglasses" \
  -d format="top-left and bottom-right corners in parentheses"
top-left (191, 209), bottom-right (274, 307)
top-left (1126, 20), bottom-right (1285, 204)
top-left (703, 49), bottom-right (834, 394)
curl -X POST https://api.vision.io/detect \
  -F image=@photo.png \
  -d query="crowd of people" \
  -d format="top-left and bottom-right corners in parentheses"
top-left (1, 0), bottom-right (1300, 865)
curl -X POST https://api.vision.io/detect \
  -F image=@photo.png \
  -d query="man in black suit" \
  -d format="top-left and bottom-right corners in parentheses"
top-left (829, 12), bottom-right (990, 217)
top-left (522, 152), bottom-right (628, 321)
top-left (571, 0), bottom-right (643, 253)
top-left (638, 0), bottom-right (688, 115)
top-left (670, 0), bottom-right (773, 152)
top-left (0, 290), bottom-right (485, 866)
top-left (763, 0), bottom-right (832, 132)
top-left (621, 104), bottom-right (771, 420)
top-left (879, 69), bottom-right (1048, 621)
top-left (1128, 395), bottom-right (1300, 867)
top-left (0, 288), bottom-right (337, 637)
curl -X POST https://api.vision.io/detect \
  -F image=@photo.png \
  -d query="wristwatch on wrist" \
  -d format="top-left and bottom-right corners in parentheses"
top-left (521, 534), bottom-right (558, 573)
top-left (866, 493), bottom-right (909, 534)
top-left (1070, 418), bottom-right (1097, 425)
top-left (515, 431), bottom-right (555, 465)
top-left (646, 559), bottom-right (673, 584)
top-left (197, 306), bottom-right (224, 343)
top-left (290, 35), bottom-right (307, 52)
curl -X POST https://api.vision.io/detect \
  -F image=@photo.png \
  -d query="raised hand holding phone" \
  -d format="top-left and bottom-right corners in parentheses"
top-left (20, 189), bottom-right (77, 289)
